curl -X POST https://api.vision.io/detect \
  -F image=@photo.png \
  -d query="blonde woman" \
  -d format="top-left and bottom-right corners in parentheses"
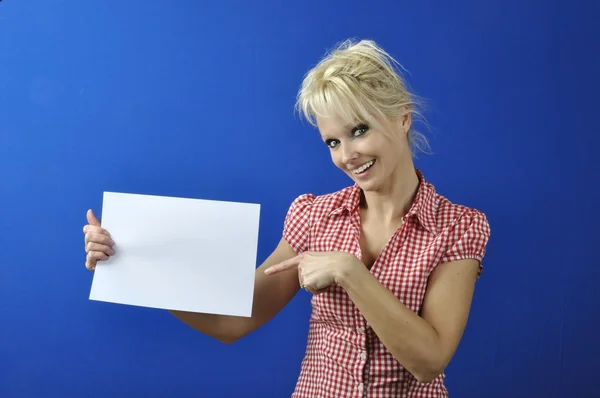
top-left (84, 39), bottom-right (491, 397)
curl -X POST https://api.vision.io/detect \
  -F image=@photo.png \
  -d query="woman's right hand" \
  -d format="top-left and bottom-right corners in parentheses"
top-left (83, 209), bottom-right (115, 271)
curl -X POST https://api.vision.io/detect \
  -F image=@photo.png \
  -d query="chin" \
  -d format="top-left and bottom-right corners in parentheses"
top-left (357, 181), bottom-right (379, 192)
top-left (349, 175), bottom-right (378, 191)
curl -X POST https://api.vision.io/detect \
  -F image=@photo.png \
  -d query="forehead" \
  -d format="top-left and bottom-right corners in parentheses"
top-left (316, 114), bottom-right (356, 137)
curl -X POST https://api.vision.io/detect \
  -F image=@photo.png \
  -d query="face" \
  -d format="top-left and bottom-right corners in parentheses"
top-left (316, 112), bottom-right (412, 192)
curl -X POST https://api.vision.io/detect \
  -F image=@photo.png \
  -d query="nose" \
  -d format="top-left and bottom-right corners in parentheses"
top-left (341, 141), bottom-right (359, 164)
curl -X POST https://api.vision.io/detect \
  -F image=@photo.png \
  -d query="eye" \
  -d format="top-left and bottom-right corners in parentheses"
top-left (352, 124), bottom-right (369, 137)
top-left (325, 139), bottom-right (340, 148)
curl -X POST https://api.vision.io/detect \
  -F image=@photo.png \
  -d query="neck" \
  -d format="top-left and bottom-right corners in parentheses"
top-left (360, 162), bottom-right (420, 224)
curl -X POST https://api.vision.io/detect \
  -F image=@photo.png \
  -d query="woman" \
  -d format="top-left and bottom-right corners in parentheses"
top-left (83, 39), bottom-right (491, 397)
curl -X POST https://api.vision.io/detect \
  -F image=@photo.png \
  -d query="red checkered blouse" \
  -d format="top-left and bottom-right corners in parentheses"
top-left (283, 169), bottom-right (491, 398)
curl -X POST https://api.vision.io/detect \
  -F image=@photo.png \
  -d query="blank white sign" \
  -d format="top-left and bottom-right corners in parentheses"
top-left (89, 191), bottom-right (260, 318)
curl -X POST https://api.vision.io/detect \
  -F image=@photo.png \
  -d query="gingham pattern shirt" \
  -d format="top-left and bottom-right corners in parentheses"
top-left (283, 169), bottom-right (491, 398)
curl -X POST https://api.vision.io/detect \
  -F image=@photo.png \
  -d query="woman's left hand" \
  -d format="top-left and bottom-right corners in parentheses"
top-left (264, 251), bottom-right (363, 293)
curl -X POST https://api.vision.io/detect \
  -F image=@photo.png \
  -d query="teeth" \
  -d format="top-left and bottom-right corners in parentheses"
top-left (351, 160), bottom-right (375, 174)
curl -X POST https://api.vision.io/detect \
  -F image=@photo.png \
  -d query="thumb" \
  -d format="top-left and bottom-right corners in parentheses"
top-left (86, 209), bottom-right (101, 226)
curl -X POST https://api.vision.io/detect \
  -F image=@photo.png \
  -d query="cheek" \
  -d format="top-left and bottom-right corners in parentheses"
top-left (379, 139), bottom-right (402, 159)
top-left (330, 152), bottom-right (345, 169)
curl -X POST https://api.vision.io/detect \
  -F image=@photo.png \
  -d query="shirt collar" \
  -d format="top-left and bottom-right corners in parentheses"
top-left (405, 168), bottom-right (438, 234)
top-left (328, 168), bottom-right (438, 234)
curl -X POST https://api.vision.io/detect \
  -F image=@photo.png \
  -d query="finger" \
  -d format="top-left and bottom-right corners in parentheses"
top-left (298, 270), bottom-right (317, 294)
top-left (85, 251), bottom-right (108, 270)
top-left (87, 209), bottom-right (101, 226)
top-left (264, 255), bottom-right (301, 275)
top-left (85, 232), bottom-right (115, 248)
top-left (85, 255), bottom-right (96, 270)
top-left (302, 284), bottom-right (326, 294)
top-left (82, 224), bottom-right (111, 237)
top-left (86, 242), bottom-right (115, 256)
top-left (302, 282), bottom-right (320, 294)
top-left (301, 274), bottom-right (330, 294)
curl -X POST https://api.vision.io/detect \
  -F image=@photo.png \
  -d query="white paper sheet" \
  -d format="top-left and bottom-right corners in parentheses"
top-left (89, 191), bottom-right (260, 318)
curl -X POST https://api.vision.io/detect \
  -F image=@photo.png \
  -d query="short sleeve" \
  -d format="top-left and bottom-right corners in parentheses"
top-left (439, 210), bottom-right (491, 276)
top-left (282, 194), bottom-right (315, 253)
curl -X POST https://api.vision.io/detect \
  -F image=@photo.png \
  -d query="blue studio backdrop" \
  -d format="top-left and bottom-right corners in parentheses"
top-left (1, 1), bottom-right (599, 397)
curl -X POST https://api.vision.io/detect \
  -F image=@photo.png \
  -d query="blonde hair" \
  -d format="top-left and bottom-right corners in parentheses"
top-left (295, 39), bottom-right (431, 156)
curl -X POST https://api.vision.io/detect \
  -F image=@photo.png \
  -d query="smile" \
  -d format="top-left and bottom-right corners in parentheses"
top-left (351, 160), bottom-right (375, 174)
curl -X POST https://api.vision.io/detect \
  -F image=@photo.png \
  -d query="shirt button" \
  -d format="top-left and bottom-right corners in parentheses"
top-left (357, 327), bottom-right (365, 333)
top-left (357, 383), bottom-right (364, 393)
top-left (360, 352), bottom-right (367, 360)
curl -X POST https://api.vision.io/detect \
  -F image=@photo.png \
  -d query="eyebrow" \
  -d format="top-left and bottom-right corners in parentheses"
top-left (350, 123), bottom-right (368, 131)
top-left (321, 123), bottom-right (367, 140)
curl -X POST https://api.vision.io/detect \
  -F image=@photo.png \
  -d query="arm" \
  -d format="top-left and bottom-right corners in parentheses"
top-left (336, 258), bottom-right (480, 383)
top-left (170, 237), bottom-right (300, 344)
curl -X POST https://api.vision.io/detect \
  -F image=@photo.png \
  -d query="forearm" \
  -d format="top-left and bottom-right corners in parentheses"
top-left (169, 280), bottom-right (284, 344)
top-left (336, 266), bottom-right (443, 382)
top-left (169, 272), bottom-right (296, 343)
top-left (170, 244), bottom-right (300, 344)
top-left (169, 310), bottom-right (245, 344)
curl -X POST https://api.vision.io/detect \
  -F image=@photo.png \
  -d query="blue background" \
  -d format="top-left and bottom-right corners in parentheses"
top-left (1, 1), bottom-right (599, 397)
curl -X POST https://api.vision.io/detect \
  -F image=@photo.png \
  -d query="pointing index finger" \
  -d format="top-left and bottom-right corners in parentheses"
top-left (264, 255), bottom-right (302, 275)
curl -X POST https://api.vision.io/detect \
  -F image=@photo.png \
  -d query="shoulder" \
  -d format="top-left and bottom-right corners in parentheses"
top-left (283, 186), bottom-right (355, 253)
top-left (286, 185), bottom-right (356, 220)
top-left (426, 188), bottom-right (491, 267)
top-left (415, 174), bottom-right (488, 235)
top-left (435, 193), bottom-right (489, 233)
top-left (415, 172), bottom-right (491, 267)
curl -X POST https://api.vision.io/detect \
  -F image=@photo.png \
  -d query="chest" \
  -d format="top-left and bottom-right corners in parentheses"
top-left (358, 219), bottom-right (403, 269)
top-left (308, 215), bottom-right (443, 323)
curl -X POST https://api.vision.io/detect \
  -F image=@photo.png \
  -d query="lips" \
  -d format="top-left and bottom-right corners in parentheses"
top-left (350, 159), bottom-right (375, 174)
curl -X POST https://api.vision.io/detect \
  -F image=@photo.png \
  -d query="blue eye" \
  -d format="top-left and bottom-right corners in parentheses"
top-left (352, 124), bottom-right (369, 137)
top-left (325, 139), bottom-right (339, 148)
top-left (323, 124), bottom-right (368, 149)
